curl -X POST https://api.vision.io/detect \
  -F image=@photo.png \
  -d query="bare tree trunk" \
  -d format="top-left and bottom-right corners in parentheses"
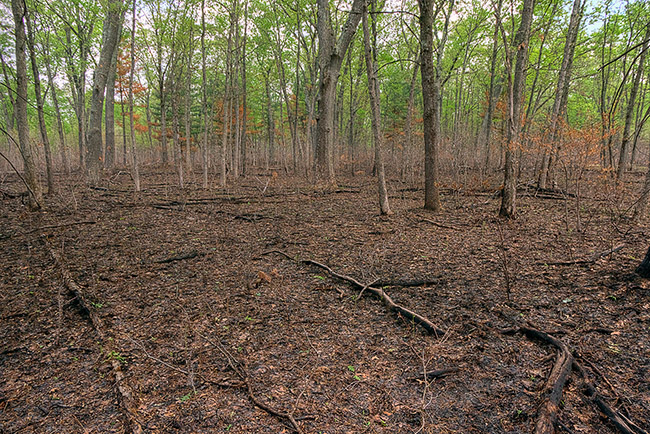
top-left (86, 0), bottom-right (124, 184)
top-left (362, 2), bottom-right (390, 215)
top-left (403, 57), bottom-right (419, 181)
top-left (200, 0), bottom-right (209, 188)
top-left (419, 0), bottom-right (453, 211)
top-left (11, 0), bottom-right (41, 209)
top-left (105, 20), bottom-right (121, 170)
top-left (220, 6), bottom-right (235, 188)
top-left (44, 51), bottom-right (69, 175)
top-left (616, 24), bottom-right (650, 183)
top-left (314, 0), bottom-right (364, 186)
top-left (24, 7), bottom-right (54, 193)
top-left (539, 0), bottom-right (583, 188)
top-left (128, 0), bottom-right (140, 191)
top-left (241, 0), bottom-right (248, 176)
top-left (499, 0), bottom-right (534, 218)
top-left (264, 70), bottom-right (274, 167)
top-left (184, 24), bottom-right (194, 176)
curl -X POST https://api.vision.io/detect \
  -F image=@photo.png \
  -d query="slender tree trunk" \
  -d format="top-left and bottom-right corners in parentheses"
top-left (241, 0), bottom-right (248, 176)
top-left (403, 57), bottom-right (419, 181)
top-left (11, 0), bottom-right (41, 209)
top-left (362, 2), bottom-right (390, 215)
top-left (264, 71), bottom-right (275, 167)
top-left (86, 0), bottom-right (124, 184)
top-left (616, 24), bottom-right (650, 182)
top-left (128, 0), bottom-right (140, 191)
top-left (314, 0), bottom-right (365, 186)
top-left (539, 0), bottom-right (583, 188)
top-left (220, 8), bottom-right (235, 187)
top-left (24, 8), bottom-right (54, 193)
top-left (44, 56), bottom-right (69, 175)
top-left (499, 0), bottom-right (534, 218)
top-left (184, 24), bottom-right (194, 176)
top-left (201, 0), bottom-right (209, 188)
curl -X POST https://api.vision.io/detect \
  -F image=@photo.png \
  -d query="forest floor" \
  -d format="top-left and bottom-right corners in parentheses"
top-left (1, 167), bottom-right (649, 434)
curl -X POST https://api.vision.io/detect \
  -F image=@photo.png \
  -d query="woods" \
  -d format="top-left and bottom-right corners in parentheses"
top-left (2, 0), bottom-right (650, 432)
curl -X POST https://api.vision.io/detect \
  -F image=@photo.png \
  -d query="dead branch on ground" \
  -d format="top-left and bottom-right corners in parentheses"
top-left (538, 244), bottom-right (625, 266)
top-left (43, 237), bottom-right (143, 434)
top-left (264, 250), bottom-right (446, 336)
top-left (197, 332), bottom-right (305, 433)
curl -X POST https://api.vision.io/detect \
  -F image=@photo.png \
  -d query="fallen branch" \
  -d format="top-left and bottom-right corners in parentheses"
top-left (197, 332), bottom-right (305, 433)
top-left (43, 237), bottom-right (143, 434)
top-left (264, 251), bottom-right (445, 336)
top-left (539, 244), bottom-right (625, 266)
top-left (420, 217), bottom-right (461, 231)
top-left (371, 278), bottom-right (441, 288)
top-left (573, 360), bottom-right (646, 434)
top-left (518, 326), bottom-right (574, 434)
top-left (154, 250), bottom-right (203, 264)
top-left (25, 220), bottom-right (96, 234)
top-left (410, 367), bottom-right (461, 381)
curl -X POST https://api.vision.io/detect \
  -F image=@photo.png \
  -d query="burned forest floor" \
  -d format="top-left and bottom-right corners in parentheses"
top-left (1, 167), bottom-right (649, 434)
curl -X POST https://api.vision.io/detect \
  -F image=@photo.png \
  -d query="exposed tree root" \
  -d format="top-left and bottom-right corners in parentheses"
top-left (420, 217), bottom-right (462, 231)
top-left (505, 325), bottom-right (648, 434)
top-left (198, 332), bottom-right (305, 433)
top-left (573, 359), bottom-right (648, 434)
top-left (410, 367), bottom-right (461, 381)
top-left (264, 250), bottom-right (446, 336)
top-left (518, 327), bottom-right (574, 434)
top-left (43, 237), bottom-right (143, 434)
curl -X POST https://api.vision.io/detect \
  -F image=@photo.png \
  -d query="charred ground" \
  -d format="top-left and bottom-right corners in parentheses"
top-left (1, 169), bottom-right (649, 433)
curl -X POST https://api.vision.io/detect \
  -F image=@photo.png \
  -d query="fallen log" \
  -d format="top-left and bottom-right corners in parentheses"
top-left (518, 327), bottom-right (573, 434)
top-left (43, 237), bottom-right (143, 434)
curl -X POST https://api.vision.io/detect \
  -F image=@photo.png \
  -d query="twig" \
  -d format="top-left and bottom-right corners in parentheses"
top-left (539, 244), bottom-right (625, 266)
top-left (410, 367), bottom-right (461, 381)
top-left (197, 332), bottom-right (305, 434)
top-left (356, 277), bottom-right (380, 300)
top-left (154, 250), bottom-right (203, 264)
top-left (263, 251), bottom-right (445, 336)
top-left (420, 217), bottom-right (461, 231)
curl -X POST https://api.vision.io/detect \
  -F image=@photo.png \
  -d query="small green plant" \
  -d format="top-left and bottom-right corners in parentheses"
top-left (314, 275), bottom-right (326, 281)
top-left (347, 365), bottom-right (355, 372)
top-left (178, 391), bottom-right (195, 403)
top-left (106, 351), bottom-right (126, 364)
top-left (90, 301), bottom-right (104, 309)
top-left (245, 316), bottom-right (253, 321)
top-left (225, 424), bottom-right (232, 431)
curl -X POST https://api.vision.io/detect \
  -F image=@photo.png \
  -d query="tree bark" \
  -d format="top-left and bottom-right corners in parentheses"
top-left (419, 0), bottom-right (453, 211)
top-left (362, 2), bottom-right (391, 215)
top-left (128, 0), bottom-right (140, 191)
top-left (616, 24), bottom-right (650, 183)
top-left (314, 0), bottom-right (365, 186)
top-left (201, 0), bottom-right (209, 188)
top-left (636, 245), bottom-right (650, 278)
top-left (24, 6), bottom-right (55, 194)
top-left (11, 0), bottom-right (41, 209)
top-left (86, 0), bottom-right (124, 184)
top-left (499, 0), bottom-right (534, 218)
top-left (105, 19), bottom-right (122, 170)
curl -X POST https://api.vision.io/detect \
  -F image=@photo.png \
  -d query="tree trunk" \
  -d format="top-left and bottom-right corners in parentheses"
top-left (403, 57), bottom-right (419, 181)
top-left (44, 53), bottom-right (69, 175)
top-left (184, 24), bottom-right (194, 176)
top-left (86, 0), bottom-right (124, 184)
top-left (105, 20), bottom-right (121, 170)
top-left (499, 0), bottom-right (534, 218)
top-left (419, 0), bottom-right (452, 211)
top-left (636, 245), bottom-right (650, 278)
top-left (362, 1), bottom-right (391, 215)
top-left (11, 0), bottom-right (41, 209)
top-left (128, 0), bottom-right (140, 191)
top-left (201, 0), bottom-right (209, 188)
top-left (24, 7), bottom-right (55, 194)
top-left (241, 0), bottom-right (248, 177)
top-left (616, 24), bottom-right (650, 182)
top-left (314, 0), bottom-right (365, 186)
